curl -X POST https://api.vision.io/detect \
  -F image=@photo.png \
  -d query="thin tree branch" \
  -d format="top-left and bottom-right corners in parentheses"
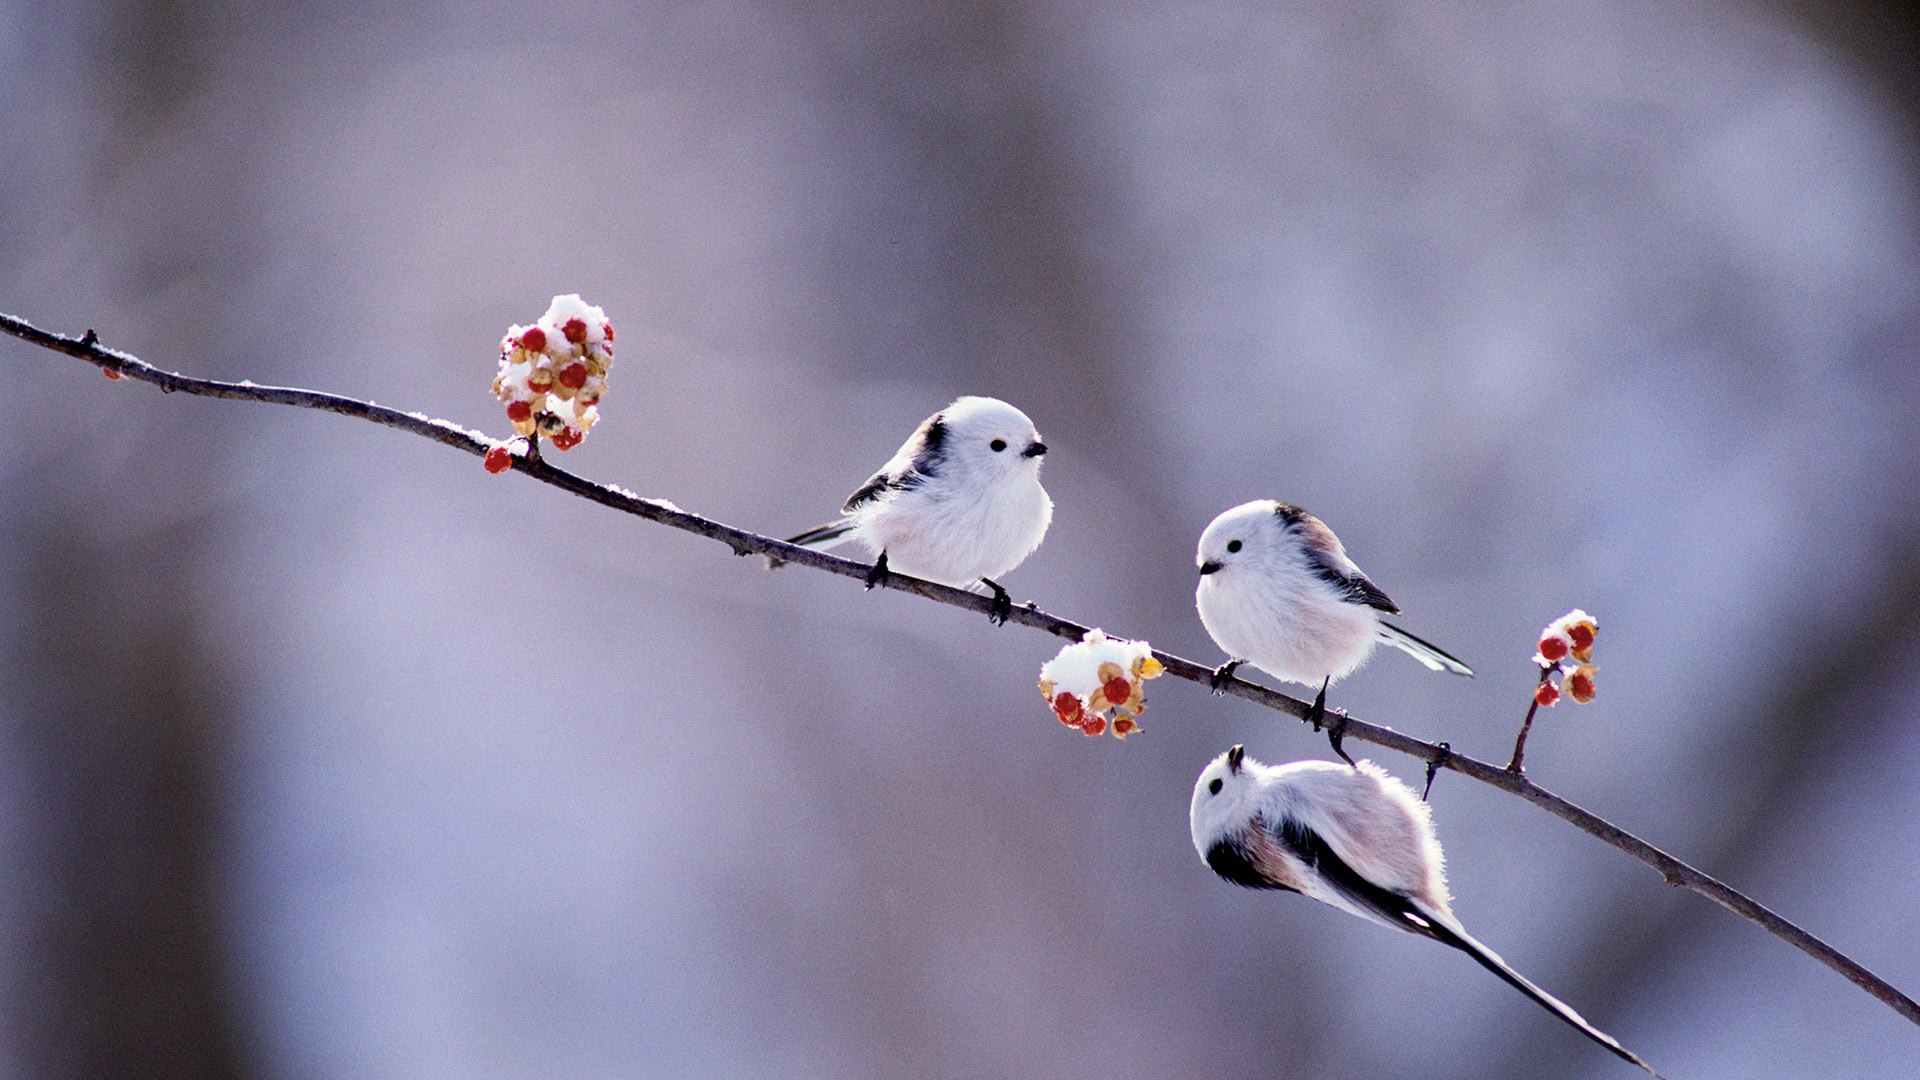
top-left (6, 309), bottom-right (1916, 1028)
top-left (1508, 665), bottom-right (1555, 771)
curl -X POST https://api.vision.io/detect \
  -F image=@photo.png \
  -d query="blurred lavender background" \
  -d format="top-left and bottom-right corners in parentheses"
top-left (3, 1), bottom-right (1917, 1077)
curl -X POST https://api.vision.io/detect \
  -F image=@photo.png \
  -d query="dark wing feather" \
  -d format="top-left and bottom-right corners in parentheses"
top-left (1321, 565), bottom-right (1399, 613)
top-left (1272, 816), bottom-right (1439, 937)
top-left (841, 471), bottom-right (902, 513)
top-left (842, 414), bottom-right (947, 512)
top-left (1206, 831), bottom-right (1299, 893)
top-left (1275, 505), bottom-right (1400, 614)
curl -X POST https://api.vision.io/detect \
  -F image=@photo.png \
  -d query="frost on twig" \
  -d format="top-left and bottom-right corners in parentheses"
top-left (1039, 629), bottom-right (1164, 738)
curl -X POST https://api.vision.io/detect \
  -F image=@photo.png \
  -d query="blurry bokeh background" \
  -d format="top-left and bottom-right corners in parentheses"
top-left (4, 1), bottom-right (1918, 1077)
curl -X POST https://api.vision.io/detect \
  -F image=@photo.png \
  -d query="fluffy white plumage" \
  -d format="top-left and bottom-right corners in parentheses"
top-left (1189, 746), bottom-right (1661, 1076)
top-left (1195, 500), bottom-right (1471, 689)
top-left (1189, 748), bottom-right (1450, 920)
top-left (784, 396), bottom-right (1052, 617)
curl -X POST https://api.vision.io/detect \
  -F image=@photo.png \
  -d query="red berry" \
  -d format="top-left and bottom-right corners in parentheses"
top-left (603, 322), bottom-right (615, 341)
top-left (527, 376), bottom-right (554, 394)
top-left (1080, 716), bottom-right (1107, 737)
top-left (1566, 667), bottom-right (1596, 704)
top-left (1053, 691), bottom-right (1081, 725)
top-left (519, 327), bottom-right (547, 352)
top-left (1534, 680), bottom-right (1561, 708)
top-left (558, 363), bottom-right (588, 389)
top-left (1537, 636), bottom-right (1569, 662)
top-left (1113, 717), bottom-right (1137, 736)
top-left (483, 446), bottom-right (512, 474)
top-left (1568, 623), bottom-right (1595, 651)
top-left (103, 367), bottom-right (125, 380)
top-left (1102, 677), bottom-right (1132, 705)
top-left (506, 400), bottom-right (533, 423)
top-left (562, 318), bottom-right (587, 343)
top-left (550, 428), bottom-right (583, 451)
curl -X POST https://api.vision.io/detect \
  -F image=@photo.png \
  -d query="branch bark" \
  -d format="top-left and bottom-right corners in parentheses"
top-left (6, 309), bottom-right (1916, 1028)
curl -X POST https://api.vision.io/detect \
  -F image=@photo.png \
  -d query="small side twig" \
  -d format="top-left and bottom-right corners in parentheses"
top-left (5, 309), bottom-right (1916, 1030)
top-left (1509, 665), bottom-right (1555, 772)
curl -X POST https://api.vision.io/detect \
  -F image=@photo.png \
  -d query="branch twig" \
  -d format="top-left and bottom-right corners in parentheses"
top-left (1509, 665), bottom-right (1555, 772)
top-left (6, 310), bottom-right (1916, 1028)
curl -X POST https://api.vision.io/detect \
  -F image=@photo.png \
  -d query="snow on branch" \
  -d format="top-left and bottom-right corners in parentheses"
top-left (3, 308), bottom-right (1915, 1029)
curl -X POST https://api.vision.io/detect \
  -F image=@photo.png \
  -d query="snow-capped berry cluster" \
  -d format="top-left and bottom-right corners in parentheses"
top-left (491, 294), bottom-right (613, 452)
top-left (1531, 609), bottom-right (1599, 707)
top-left (1038, 629), bottom-right (1165, 739)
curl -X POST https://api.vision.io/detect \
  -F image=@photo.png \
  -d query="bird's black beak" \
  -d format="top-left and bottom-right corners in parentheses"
top-left (1022, 440), bottom-right (1047, 458)
top-left (1199, 560), bottom-right (1223, 576)
top-left (1227, 744), bottom-right (1245, 774)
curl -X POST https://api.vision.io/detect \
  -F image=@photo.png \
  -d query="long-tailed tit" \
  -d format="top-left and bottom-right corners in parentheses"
top-left (779, 396), bottom-right (1052, 623)
top-left (1195, 500), bottom-right (1470, 757)
top-left (1190, 746), bottom-right (1662, 1077)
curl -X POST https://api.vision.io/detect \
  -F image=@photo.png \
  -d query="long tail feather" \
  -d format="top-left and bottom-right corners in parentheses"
top-left (785, 519), bottom-right (857, 549)
top-left (1419, 907), bottom-right (1662, 1077)
top-left (1378, 621), bottom-right (1474, 676)
top-left (766, 519), bottom-right (858, 570)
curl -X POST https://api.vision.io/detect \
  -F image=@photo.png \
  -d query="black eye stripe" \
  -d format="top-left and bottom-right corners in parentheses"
top-left (990, 438), bottom-right (1007, 452)
top-left (1208, 778), bottom-right (1223, 795)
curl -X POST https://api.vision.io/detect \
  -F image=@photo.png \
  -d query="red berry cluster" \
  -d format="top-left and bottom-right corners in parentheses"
top-left (1532, 610), bottom-right (1598, 707)
top-left (489, 294), bottom-right (613, 461)
top-left (1038, 630), bottom-right (1165, 740)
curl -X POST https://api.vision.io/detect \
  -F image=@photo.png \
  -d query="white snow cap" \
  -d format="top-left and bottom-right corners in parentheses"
top-left (537, 293), bottom-right (612, 348)
top-left (490, 293), bottom-right (615, 448)
top-left (1040, 629), bottom-right (1155, 699)
top-left (1039, 629), bottom-right (1165, 739)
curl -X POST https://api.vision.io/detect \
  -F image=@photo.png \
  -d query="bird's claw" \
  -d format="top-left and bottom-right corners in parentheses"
top-left (981, 577), bottom-right (1012, 626)
top-left (1306, 678), bottom-right (1353, 765)
top-left (1324, 715), bottom-right (1354, 766)
top-left (1422, 742), bottom-right (1451, 801)
top-left (864, 551), bottom-right (890, 591)
top-left (1209, 660), bottom-right (1243, 695)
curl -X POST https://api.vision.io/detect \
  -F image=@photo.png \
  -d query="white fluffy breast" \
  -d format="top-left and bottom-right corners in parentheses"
top-left (1197, 561), bottom-right (1379, 686)
top-left (853, 467), bottom-right (1051, 585)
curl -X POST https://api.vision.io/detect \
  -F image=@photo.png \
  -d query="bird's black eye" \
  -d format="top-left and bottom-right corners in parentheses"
top-left (1208, 778), bottom-right (1223, 795)
top-left (990, 438), bottom-right (1007, 452)
top-left (1226, 539), bottom-right (1242, 553)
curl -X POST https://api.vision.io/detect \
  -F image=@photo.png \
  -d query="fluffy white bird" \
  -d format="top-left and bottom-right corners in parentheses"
top-left (781, 396), bottom-right (1053, 623)
top-left (1196, 500), bottom-right (1470, 755)
top-left (1190, 746), bottom-right (1662, 1077)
